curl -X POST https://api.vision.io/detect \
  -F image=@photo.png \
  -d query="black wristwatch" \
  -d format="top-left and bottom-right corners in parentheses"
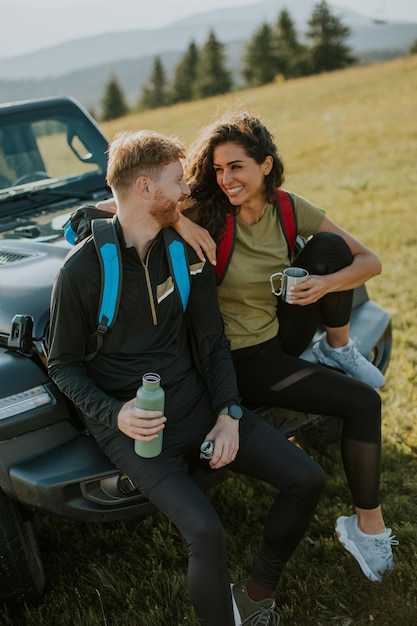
top-left (219, 404), bottom-right (243, 420)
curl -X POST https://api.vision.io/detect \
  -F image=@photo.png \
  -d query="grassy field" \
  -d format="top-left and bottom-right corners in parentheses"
top-left (1, 55), bottom-right (417, 625)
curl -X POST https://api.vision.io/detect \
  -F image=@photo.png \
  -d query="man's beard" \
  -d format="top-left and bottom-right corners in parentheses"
top-left (150, 188), bottom-right (180, 228)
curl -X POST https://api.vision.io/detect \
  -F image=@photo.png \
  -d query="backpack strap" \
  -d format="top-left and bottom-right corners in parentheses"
top-left (215, 212), bottom-right (235, 286)
top-left (274, 189), bottom-right (297, 262)
top-left (64, 205), bottom-right (115, 245)
top-left (163, 229), bottom-right (191, 311)
top-left (85, 217), bottom-right (122, 362)
top-left (84, 223), bottom-right (190, 361)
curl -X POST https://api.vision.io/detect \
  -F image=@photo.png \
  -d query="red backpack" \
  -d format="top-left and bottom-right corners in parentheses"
top-left (215, 189), bottom-right (297, 285)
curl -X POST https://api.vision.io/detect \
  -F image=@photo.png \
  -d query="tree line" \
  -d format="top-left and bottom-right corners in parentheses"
top-left (100, 1), bottom-right (356, 121)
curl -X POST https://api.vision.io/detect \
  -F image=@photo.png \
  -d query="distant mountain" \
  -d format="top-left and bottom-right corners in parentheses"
top-left (0, 0), bottom-right (311, 80)
top-left (0, 0), bottom-right (415, 111)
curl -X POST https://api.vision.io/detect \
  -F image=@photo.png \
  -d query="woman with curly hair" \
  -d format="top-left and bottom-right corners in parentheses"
top-left (175, 110), bottom-right (397, 594)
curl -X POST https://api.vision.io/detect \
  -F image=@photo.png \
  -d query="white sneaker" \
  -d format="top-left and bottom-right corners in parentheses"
top-left (335, 514), bottom-right (398, 582)
top-left (313, 337), bottom-right (385, 389)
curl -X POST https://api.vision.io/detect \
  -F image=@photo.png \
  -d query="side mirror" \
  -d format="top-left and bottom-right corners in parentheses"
top-left (8, 314), bottom-right (34, 354)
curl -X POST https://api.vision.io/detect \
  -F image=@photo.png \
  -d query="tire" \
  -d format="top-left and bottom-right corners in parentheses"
top-left (0, 488), bottom-right (45, 608)
top-left (370, 318), bottom-right (392, 374)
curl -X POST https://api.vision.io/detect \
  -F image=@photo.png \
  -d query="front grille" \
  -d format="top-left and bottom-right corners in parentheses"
top-left (0, 249), bottom-right (32, 264)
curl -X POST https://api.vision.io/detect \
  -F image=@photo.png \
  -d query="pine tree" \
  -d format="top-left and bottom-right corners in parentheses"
top-left (275, 9), bottom-right (311, 78)
top-left (169, 41), bottom-right (199, 104)
top-left (193, 31), bottom-right (232, 99)
top-left (138, 56), bottom-right (168, 111)
top-left (101, 75), bottom-right (129, 121)
top-left (306, 0), bottom-right (356, 73)
top-left (242, 22), bottom-right (277, 87)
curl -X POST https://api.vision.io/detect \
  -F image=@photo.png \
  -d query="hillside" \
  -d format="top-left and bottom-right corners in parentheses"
top-left (0, 0), bottom-right (415, 112)
top-left (101, 53), bottom-right (416, 257)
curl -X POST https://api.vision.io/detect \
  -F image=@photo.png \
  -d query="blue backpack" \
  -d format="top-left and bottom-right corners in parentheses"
top-left (64, 206), bottom-right (191, 360)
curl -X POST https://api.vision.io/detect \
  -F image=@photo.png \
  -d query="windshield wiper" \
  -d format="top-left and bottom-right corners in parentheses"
top-left (0, 187), bottom-right (95, 203)
top-left (0, 218), bottom-right (32, 233)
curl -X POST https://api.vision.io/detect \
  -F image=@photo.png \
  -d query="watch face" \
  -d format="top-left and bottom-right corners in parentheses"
top-left (229, 404), bottom-right (243, 419)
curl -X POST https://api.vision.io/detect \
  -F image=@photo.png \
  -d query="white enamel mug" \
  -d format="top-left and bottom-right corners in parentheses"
top-left (270, 267), bottom-right (309, 303)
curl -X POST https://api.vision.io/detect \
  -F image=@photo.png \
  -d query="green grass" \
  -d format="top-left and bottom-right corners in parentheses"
top-left (2, 55), bottom-right (417, 625)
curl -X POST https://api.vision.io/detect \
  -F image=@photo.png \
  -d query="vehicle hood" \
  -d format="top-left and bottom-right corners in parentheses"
top-left (0, 202), bottom-right (82, 337)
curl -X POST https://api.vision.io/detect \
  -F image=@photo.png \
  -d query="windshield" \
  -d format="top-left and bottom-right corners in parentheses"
top-left (0, 102), bottom-right (109, 201)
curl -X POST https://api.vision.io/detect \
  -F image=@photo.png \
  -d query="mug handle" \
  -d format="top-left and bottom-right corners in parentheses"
top-left (270, 272), bottom-right (283, 296)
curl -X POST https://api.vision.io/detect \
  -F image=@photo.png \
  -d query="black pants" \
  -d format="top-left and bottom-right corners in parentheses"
top-left (232, 232), bottom-right (382, 511)
top-left (88, 382), bottom-right (325, 626)
top-left (148, 415), bottom-right (325, 626)
top-left (88, 372), bottom-right (324, 626)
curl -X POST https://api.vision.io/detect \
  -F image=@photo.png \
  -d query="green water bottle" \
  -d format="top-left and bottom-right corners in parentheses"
top-left (134, 373), bottom-right (165, 458)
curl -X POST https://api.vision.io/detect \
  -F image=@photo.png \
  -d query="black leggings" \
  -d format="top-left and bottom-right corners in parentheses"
top-left (148, 416), bottom-right (324, 626)
top-left (232, 232), bottom-right (382, 510)
top-left (278, 231), bottom-right (354, 354)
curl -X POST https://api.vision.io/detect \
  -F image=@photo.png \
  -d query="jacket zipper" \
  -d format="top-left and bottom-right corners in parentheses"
top-left (141, 241), bottom-right (158, 325)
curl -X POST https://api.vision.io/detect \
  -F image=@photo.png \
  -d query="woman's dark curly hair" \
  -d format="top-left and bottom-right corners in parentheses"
top-left (185, 111), bottom-right (285, 242)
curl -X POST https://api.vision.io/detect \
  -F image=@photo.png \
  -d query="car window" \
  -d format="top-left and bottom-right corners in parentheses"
top-left (0, 115), bottom-right (104, 189)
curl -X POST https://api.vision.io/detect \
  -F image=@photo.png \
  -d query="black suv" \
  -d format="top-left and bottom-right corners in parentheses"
top-left (0, 96), bottom-right (392, 608)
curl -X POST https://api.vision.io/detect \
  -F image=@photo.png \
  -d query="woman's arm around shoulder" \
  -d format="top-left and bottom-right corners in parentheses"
top-left (174, 211), bottom-right (217, 266)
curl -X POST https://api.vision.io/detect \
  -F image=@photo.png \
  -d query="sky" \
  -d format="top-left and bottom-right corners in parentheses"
top-left (1, 0), bottom-right (417, 59)
top-left (6, 0), bottom-right (416, 21)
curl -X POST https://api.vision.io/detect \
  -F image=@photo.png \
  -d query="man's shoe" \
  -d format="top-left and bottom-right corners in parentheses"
top-left (335, 514), bottom-right (398, 582)
top-left (231, 580), bottom-right (280, 625)
top-left (312, 337), bottom-right (385, 389)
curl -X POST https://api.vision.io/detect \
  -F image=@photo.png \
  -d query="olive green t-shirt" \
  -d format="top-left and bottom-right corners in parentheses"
top-left (217, 192), bottom-right (325, 351)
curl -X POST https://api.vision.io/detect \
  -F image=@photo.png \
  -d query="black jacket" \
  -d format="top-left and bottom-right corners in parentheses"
top-left (48, 219), bottom-right (240, 431)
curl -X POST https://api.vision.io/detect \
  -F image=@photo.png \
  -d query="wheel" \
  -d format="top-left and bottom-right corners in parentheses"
top-left (0, 488), bottom-right (45, 608)
top-left (370, 318), bottom-right (392, 374)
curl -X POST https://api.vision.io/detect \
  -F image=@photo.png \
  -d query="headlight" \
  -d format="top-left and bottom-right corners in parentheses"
top-left (0, 386), bottom-right (52, 420)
